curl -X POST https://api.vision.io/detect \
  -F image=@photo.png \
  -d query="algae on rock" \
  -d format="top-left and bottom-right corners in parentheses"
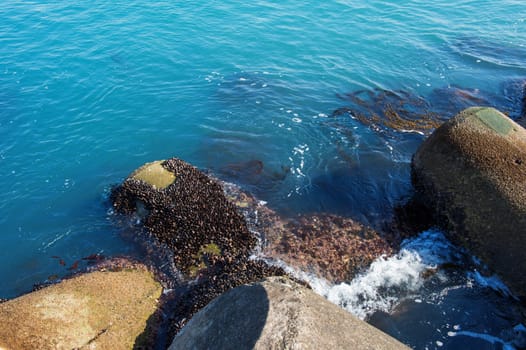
top-left (412, 107), bottom-right (526, 297)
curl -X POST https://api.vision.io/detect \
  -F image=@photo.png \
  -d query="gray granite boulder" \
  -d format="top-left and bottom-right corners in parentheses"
top-left (169, 276), bottom-right (410, 350)
top-left (412, 107), bottom-right (526, 296)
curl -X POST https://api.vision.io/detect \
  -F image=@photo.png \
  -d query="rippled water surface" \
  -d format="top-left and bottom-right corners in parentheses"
top-left (1, 1), bottom-right (525, 348)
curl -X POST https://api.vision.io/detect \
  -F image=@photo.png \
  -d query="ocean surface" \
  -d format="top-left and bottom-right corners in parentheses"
top-left (1, 1), bottom-right (525, 348)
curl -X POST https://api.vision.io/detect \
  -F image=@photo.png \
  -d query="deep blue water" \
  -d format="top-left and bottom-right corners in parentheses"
top-left (1, 1), bottom-right (525, 348)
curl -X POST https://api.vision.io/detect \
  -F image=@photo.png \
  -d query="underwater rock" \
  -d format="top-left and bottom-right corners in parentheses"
top-left (333, 84), bottom-right (526, 138)
top-left (223, 182), bottom-right (394, 283)
top-left (428, 85), bottom-right (506, 118)
top-left (266, 213), bottom-right (393, 282)
top-left (501, 78), bottom-right (526, 126)
top-left (412, 107), bottom-right (526, 297)
top-left (0, 261), bottom-right (162, 350)
top-left (216, 158), bottom-right (290, 195)
top-left (169, 276), bottom-right (410, 350)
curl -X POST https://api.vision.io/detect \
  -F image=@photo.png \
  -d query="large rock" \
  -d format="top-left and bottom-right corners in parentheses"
top-left (110, 158), bottom-right (290, 335)
top-left (412, 107), bottom-right (526, 296)
top-left (223, 182), bottom-right (395, 283)
top-left (111, 158), bottom-right (256, 275)
top-left (169, 277), bottom-right (410, 350)
top-left (0, 263), bottom-right (162, 349)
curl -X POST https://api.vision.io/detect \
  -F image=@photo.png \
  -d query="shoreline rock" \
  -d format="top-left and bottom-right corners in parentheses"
top-left (0, 261), bottom-right (162, 350)
top-left (110, 158), bottom-right (294, 337)
top-left (169, 276), bottom-right (410, 350)
top-left (225, 182), bottom-right (395, 283)
top-left (412, 107), bottom-right (526, 296)
top-left (110, 158), bottom-right (257, 275)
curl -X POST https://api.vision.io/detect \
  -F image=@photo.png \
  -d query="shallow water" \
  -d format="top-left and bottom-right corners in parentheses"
top-left (306, 231), bottom-right (525, 349)
top-left (1, 1), bottom-right (525, 348)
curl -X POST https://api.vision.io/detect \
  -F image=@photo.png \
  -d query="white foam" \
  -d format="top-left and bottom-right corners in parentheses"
top-left (323, 250), bottom-right (428, 319)
top-left (467, 270), bottom-right (514, 298)
top-left (314, 229), bottom-right (457, 319)
top-left (449, 330), bottom-right (516, 350)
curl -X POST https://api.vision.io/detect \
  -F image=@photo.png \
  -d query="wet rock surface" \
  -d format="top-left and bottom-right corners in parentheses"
top-left (412, 107), bottom-right (526, 297)
top-left (111, 158), bottom-right (259, 275)
top-left (110, 158), bottom-right (398, 344)
top-left (110, 158), bottom-right (293, 339)
top-left (0, 260), bottom-right (162, 350)
top-left (224, 182), bottom-right (395, 283)
top-left (169, 276), bottom-right (410, 350)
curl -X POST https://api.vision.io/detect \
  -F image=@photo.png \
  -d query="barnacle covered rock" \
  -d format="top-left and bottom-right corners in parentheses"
top-left (111, 158), bottom-right (256, 275)
top-left (110, 158), bottom-right (291, 336)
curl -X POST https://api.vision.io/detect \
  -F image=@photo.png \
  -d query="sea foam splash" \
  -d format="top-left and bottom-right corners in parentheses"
top-left (310, 228), bottom-right (520, 322)
top-left (311, 229), bottom-right (457, 319)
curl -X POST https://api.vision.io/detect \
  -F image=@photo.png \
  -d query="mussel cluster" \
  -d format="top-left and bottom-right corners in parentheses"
top-left (110, 158), bottom-right (290, 337)
top-left (111, 158), bottom-right (257, 274)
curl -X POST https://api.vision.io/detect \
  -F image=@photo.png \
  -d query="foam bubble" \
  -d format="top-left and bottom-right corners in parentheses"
top-left (324, 250), bottom-right (427, 319)
top-left (467, 270), bottom-right (514, 298)
top-left (315, 229), bottom-right (459, 319)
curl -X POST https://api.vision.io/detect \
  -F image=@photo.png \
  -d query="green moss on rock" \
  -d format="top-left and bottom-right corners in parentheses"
top-left (188, 243), bottom-right (222, 277)
top-left (412, 107), bottom-right (526, 296)
top-left (469, 106), bottom-right (514, 135)
top-left (130, 160), bottom-right (176, 189)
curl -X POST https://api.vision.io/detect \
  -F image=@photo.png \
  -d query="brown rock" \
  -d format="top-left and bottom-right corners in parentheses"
top-left (168, 276), bottom-right (410, 350)
top-left (0, 266), bottom-right (162, 350)
top-left (412, 106), bottom-right (526, 296)
top-left (266, 213), bottom-right (393, 282)
top-left (110, 159), bottom-right (292, 338)
top-left (223, 182), bottom-right (394, 283)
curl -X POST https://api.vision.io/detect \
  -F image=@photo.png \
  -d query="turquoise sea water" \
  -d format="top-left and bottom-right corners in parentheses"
top-left (1, 1), bottom-right (525, 348)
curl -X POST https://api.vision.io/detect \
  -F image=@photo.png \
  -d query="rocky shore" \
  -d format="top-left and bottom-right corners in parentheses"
top-left (0, 259), bottom-right (162, 349)
top-left (2, 98), bottom-right (526, 348)
top-left (412, 107), bottom-right (526, 297)
top-left (169, 276), bottom-right (409, 350)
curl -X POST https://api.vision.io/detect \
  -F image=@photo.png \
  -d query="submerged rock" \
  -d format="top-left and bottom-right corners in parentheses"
top-left (224, 182), bottom-right (394, 283)
top-left (169, 276), bottom-right (410, 350)
top-left (499, 78), bottom-right (526, 121)
top-left (264, 213), bottom-right (393, 282)
top-left (332, 83), bottom-right (526, 139)
top-left (0, 262), bottom-right (162, 350)
top-left (412, 107), bottom-right (526, 296)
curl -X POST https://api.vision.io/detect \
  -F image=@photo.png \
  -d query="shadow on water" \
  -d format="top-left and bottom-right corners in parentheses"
top-left (214, 158), bottom-right (290, 196)
top-left (199, 69), bottom-right (525, 231)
